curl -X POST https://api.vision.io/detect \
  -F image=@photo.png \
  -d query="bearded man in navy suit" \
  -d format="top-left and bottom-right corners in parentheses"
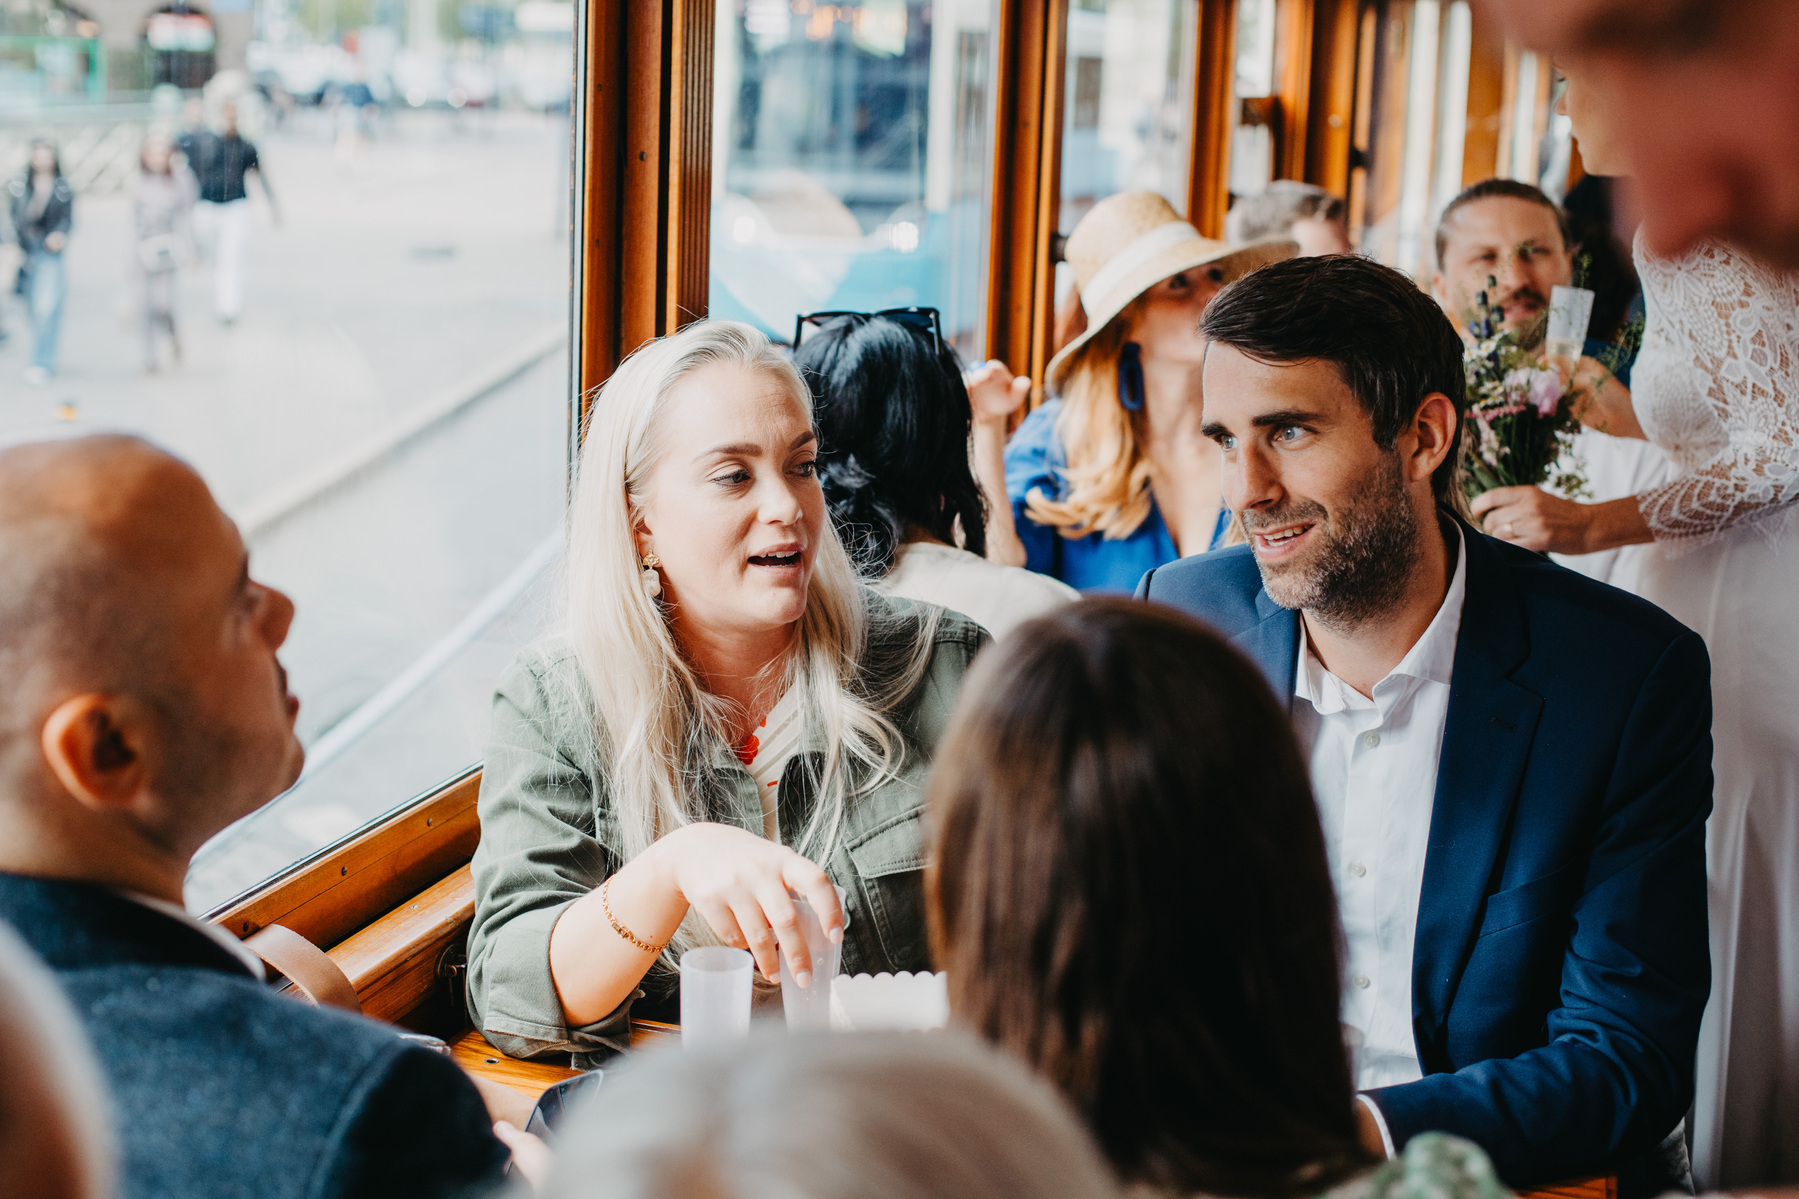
top-left (1137, 255), bottom-right (1711, 1196)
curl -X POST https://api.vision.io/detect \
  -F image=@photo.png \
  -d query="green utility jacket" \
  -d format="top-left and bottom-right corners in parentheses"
top-left (466, 591), bottom-right (986, 1064)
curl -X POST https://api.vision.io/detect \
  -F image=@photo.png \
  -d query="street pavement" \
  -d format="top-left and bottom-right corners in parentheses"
top-left (1, 105), bottom-right (575, 909)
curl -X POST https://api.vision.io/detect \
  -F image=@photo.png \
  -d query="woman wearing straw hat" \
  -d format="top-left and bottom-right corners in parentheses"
top-left (987, 192), bottom-right (1293, 592)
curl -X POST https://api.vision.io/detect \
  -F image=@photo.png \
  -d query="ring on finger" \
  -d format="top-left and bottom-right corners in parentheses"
top-left (1504, 521), bottom-right (1515, 538)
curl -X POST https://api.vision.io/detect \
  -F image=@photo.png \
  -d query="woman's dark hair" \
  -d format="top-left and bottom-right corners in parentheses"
top-left (792, 316), bottom-right (986, 575)
top-left (927, 598), bottom-right (1372, 1198)
top-left (28, 140), bottom-right (63, 178)
top-left (1562, 175), bottom-right (1642, 344)
top-left (1202, 254), bottom-right (1468, 505)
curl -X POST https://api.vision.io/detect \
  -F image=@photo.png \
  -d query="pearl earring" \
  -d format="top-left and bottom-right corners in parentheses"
top-left (641, 553), bottom-right (662, 599)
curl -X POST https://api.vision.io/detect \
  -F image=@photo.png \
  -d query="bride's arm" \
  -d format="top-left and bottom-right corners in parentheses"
top-left (1470, 489), bottom-right (1653, 554)
top-left (1632, 242), bottom-right (1799, 542)
top-left (1572, 357), bottom-right (1646, 440)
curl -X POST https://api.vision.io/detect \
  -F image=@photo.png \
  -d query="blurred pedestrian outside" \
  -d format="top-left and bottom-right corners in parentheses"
top-left (188, 99), bottom-right (281, 326)
top-left (6, 141), bottom-right (74, 386)
top-left (132, 133), bottom-right (198, 372)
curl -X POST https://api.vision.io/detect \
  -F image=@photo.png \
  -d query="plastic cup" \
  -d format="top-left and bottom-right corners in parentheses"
top-left (779, 885), bottom-right (846, 1031)
top-left (1546, 285), bottom-right (1595, 374)
top-left (681, 946), bottom-right (752, 1048)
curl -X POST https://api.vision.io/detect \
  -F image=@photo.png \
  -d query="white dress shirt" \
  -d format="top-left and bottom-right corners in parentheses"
top-left (1292, 528), bottom-right (1467, 1102)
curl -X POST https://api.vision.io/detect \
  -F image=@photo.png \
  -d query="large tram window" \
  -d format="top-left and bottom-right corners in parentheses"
top-left (710, 0), bottom-right (1000, 361)
top-left (1227, 0), bottom-right (1277, 202)
top-left (0, 10), bottom-right (578, 911)
top-left (1354, 0), bottom-right (1516, 276)
top-left (1058, 0), bottom-right (1198, 232)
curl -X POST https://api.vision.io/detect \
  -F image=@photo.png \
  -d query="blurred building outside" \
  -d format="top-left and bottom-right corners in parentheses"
top-left (1, 0), bottom-right (575, 911)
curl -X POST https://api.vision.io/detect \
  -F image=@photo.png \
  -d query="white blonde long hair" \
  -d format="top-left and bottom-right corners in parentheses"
top-left (565, 320), bottom-right (935, 964)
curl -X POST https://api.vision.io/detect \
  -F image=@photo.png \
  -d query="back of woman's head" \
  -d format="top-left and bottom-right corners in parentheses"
top-left (927, 598), bottom-right (1367, 1197)
top-left (792, 317), bottom-right (986, 575)
top-left (544, 1031), bottom-right (1119, 1199)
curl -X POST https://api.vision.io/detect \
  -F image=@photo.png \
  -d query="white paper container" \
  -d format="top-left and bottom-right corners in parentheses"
top-left (831, 971), bottom-right (950, 1032)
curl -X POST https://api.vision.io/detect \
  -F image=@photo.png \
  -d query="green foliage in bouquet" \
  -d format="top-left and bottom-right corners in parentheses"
top-left (1458, 277), bottom-right (1591, 504)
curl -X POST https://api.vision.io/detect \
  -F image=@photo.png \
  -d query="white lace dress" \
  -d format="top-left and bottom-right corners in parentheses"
top-left (1631, 236), bottom-right (1799, 1189)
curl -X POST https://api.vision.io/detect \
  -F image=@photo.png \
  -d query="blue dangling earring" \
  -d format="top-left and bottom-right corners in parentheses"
top-left (1117, 341), bottom-right (1145, 412)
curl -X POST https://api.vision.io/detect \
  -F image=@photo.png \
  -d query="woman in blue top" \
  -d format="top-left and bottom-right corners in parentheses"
top-left (979, 192), bottom-right (1292, 592)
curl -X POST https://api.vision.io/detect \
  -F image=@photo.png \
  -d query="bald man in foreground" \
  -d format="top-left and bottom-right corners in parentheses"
top-left (0, 435), bottom-right (509, 1199)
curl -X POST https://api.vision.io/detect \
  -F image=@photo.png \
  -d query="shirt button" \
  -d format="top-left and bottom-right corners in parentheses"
top-left (1362, 731), bottom-right (1381, 748)
top-left (1350, 860), bottom-right (1367, 877)
top-left (1352, 973), bottom-right (1371, 989)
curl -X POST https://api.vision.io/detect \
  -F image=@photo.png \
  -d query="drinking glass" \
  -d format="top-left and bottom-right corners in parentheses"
top-left (779, 885), bottom-right (847, 1031)
top-left (1546, 285), bottom-right (1596, 376)
top-left (681, 946), bottom-right (753, 1048)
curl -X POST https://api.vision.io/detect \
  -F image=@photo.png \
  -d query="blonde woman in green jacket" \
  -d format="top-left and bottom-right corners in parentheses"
top-left (467, 320), bottom-right (986, 1064)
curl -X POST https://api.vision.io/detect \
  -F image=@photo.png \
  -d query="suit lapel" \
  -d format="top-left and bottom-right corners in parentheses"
top-left (1238, 589), bottom-right (1301, 710)
top-left (1410, 526), bottom-right (1543, 1068)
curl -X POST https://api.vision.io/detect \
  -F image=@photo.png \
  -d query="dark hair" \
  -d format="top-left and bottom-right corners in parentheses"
top-left (1434, 178), bottom-right (1571, 269)
top-left (1562, 175), bottom-right (1642, 344)
top-left (927, 598), bottom-right (1371, 1198)
top-left (1201, 255), bottom-right (1467, 505)
top-left (27, 140), bottom-right (63, 179)
top-left (793, 316), bottom-right (986, 575)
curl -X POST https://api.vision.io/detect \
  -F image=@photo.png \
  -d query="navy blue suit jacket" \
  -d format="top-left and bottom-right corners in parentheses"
top-left (0, 873), bottom-right (508, 1199)
top-left (1136, 523), bottom-right (1712, 1191)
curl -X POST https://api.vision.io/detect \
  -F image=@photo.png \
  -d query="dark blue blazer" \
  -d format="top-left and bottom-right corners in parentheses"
top-left (1137, 523), bottom-right (1712, 1192)
top-left (0, 873), bottom-right (508, 1199)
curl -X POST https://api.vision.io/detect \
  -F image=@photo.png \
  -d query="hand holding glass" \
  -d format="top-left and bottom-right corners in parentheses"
top-left (779, 885), bottom-right (847, 1030)
top-left (1546, 285), bottom-right (1596, 378)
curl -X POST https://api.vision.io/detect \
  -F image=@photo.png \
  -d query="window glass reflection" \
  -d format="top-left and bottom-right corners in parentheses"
top-left (710, 0), bottom-right (998, 361)
top-left (1227, 0), bottom-right (1276, 201)
top-left (0, 0), bottom-right (574, 912)
top-left (1058, 0), bottom-right (1196, 234)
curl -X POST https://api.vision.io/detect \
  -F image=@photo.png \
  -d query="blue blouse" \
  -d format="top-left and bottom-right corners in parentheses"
top-left (1004, 400), bottom-right (1227, 594)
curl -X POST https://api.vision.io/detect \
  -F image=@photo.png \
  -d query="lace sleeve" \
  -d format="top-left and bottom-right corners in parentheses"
top-left (1634, 241), bottom-right (1799, 544)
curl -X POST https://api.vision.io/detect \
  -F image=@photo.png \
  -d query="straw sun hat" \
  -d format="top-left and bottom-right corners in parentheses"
top-left (1046, 191), bottom-right (1296, 386)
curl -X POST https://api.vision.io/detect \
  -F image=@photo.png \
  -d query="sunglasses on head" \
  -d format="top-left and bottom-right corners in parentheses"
top-left (793, 307), bottom-right (943, 355)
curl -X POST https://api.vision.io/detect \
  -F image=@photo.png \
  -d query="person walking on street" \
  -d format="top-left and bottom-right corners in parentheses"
top-left (6, 141), bottom-right (74, 385)
top-left (131, 133), bottom-right (195, 371)
top-left (188, 100), bottom-right (278, 325)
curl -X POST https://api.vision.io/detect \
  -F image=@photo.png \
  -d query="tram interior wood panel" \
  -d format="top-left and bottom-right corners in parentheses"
top-left (1186, 0), bottom-right (1239, 240)
top-left (986, 0), bottom-right (1069, 395)
top-left (211, 767), bottom-right (482, 950)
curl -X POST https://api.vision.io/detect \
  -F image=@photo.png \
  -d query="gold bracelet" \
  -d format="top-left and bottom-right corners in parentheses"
top-left (600, 878), bottom-right (667, 955)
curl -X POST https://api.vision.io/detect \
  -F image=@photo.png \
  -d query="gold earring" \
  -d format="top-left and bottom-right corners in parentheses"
top-left (641, 553), bottom-right (662, 600)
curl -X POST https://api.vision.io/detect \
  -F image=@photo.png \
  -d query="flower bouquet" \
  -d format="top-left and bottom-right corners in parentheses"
top-left (1458, 277), bottom-right (1591, 504)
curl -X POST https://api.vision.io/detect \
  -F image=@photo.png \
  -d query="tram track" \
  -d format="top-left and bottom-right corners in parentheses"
top-left (234, 323), bottom-right (567, 544)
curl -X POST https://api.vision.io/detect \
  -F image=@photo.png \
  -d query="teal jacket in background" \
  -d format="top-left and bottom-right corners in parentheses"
top-left (467, 590), bottom-right (986, 1066)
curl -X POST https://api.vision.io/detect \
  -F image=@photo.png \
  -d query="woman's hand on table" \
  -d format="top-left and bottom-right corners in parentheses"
top-left (549, 823), bottom-right (843, 1025)
top-left (1470, 487), bottom-right (1653, 555)
top-left (654, 822), bottom-right (843, 986)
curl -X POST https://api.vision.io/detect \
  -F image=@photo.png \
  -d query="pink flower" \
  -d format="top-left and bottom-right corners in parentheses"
top-left (1528, 369), bottom-right (1563, 417)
